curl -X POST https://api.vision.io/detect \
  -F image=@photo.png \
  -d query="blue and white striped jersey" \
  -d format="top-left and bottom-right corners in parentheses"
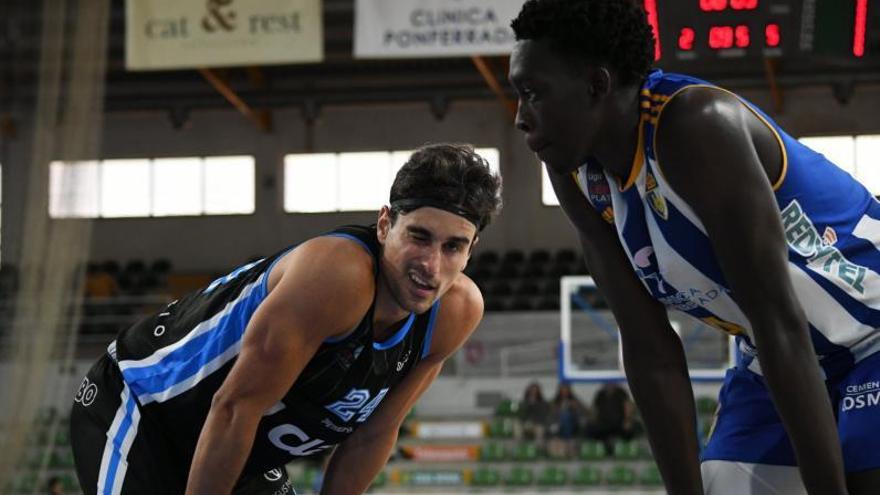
top-left (576, 69), bottom-right (880, 379)
top-left (106, 225), bottom-right (439, 474)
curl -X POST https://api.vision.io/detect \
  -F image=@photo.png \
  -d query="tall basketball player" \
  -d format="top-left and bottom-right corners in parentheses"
top-left (69, 143), bottom-right (502, 495)
top-left (508, 1), bottom-right (880, 494)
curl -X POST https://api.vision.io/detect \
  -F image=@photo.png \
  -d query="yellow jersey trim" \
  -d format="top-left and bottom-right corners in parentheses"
top-left (619, 115), bottom-right (647, 192)
top-left (651, 84), bottom-right (788, 191)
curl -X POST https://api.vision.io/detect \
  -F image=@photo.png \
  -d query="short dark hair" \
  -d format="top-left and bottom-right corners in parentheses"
top-left (390, 143), bottom-right (502, 233)
top-left (511, 0), bottom-right (654, 86)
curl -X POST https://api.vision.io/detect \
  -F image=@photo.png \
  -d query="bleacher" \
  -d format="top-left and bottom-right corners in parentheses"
top-left (1, 391), bottom-right (722, 494)
top-left (466, 249), bottom-right (589, 313)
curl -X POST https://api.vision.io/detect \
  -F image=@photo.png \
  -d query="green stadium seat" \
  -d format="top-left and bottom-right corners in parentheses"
top-left (294, 467), bottom-right (320, 492)
top-left (50, 449), bottom-right (76, 468)
top-left (35, 407), bottom-right (57, 426)
top-left (27, 428), bottom-right (49, 446)
top-left (479, 442), bottom-right (506, 461)
top-left (472, 467), bottom-right (501, 486)
top-left (612, 439), bottom-right (640, 460)
top-left (606, 465), bottom-right (637, 486)
top-left (24, 450), bottom-right (44, 470)
top-left (505, 466), bottom-right (534, 486)
top-left (696, 396), bottom-right (718, 415)
top-left (494, 398), bottom-right (519, 417)
top-left (488, 417), bottom-right (514, 438)
top-left (573, 465), bottom-right (602, 486)
top-left (15, 473), bottom-right (37, 492)
top-left (537, 465), bottom-right (568, 486)
top-left (60, 473), bottom-right (79, 491)
top-left (511, 442), bottom-right (539, 461)
top-left (371, 471), bottom-right (387, 488)
top-left (640, 464), bottom-right (664, 486)
top-left (578, 440), bottom-right (606, 460)
top-left (54, 428), bottom-right (70, 446)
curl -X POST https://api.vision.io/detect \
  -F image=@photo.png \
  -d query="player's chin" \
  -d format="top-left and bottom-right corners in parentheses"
top-left (541, 153), bottom-right (579, 175)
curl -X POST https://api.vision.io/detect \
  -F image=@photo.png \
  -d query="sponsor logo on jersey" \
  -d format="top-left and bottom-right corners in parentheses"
top-left (264, 469), bottom-right (284, 482)
top-left (334, 344), bottom-right (365, 369)
top-left (74, 377), bottom-right (98, 407)
top-left (645, 172), bottom-right (668, 220)
top-left (268, 423), bottom-right (333, 457)
top-left (841, 380), bottom-right (880, 412)
top-left (632, 246), bottom-right (671, 296)
top-left (823, 226), bottom-right (838, 245)
top-left (272, 479), bottom-right (294, 495)
top-left (321, 417), bottom-right (353, 434)
top-left (781, 200), bottom-right (867, 294)
top-left (396, 350), bottom-right (411, 371)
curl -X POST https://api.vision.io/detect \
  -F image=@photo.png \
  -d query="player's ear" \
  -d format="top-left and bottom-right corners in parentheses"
top-left (377, 206), bottom-right (392, 244)
top-left (587, 66), bottom-right (612, 98)
top-left (462, 236), bottom-right (479, 271)
top-left (468, 236), bottom-right (479, 257)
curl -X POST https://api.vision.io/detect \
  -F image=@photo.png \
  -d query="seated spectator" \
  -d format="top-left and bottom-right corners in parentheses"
top-left (515, 381), bottom-right (550, 447)
top-left (46, 476), bottom-right (63, 495)
top-left (83, 262), bottom-right (119, 299)
top-left (547, 382), bottom-right (589, 458)
top-left (586, 382), bottom-right (640, 454)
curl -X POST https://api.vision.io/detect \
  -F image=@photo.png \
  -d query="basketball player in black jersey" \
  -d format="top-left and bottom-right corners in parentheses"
top-left (69, 143), bottom-right (502, 495)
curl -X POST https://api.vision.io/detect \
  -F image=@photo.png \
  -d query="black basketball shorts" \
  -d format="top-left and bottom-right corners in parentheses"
top-left (70, 352), bottom-right (295, 495)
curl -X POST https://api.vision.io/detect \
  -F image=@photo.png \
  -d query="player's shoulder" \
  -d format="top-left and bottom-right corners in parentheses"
top-left (270, 234), bottom-right (376, 304)
top-left (284, 235), bottom-right (374, 278)
top-left (427, 275), bottom-right (484, 359)
top-left (440, 274), bottom-right (483, 321)
top-left (659, 84), bottom-right (744, 134)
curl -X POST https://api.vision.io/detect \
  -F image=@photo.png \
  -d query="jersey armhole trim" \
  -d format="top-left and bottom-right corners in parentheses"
top-left (421, 300), bottom-right (441, 358)
top-left (651, 84), bottom-right (788, 192)
top-left (619, 117), bottom-right (647, 192)
top-left (261, 247), bottom-right (296, 299)
top-left (323, 233), bottom-right (378, 275)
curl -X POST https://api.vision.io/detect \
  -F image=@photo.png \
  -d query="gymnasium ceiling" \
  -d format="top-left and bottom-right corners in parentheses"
top-left (2, 0), bottom-right (880, 131)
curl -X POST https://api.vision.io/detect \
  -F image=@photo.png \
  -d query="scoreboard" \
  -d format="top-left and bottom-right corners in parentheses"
top-left (645, 0), bottom-right (878, 71)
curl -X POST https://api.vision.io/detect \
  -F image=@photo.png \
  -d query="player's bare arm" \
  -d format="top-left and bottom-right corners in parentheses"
top-left (547, 169), bottom-right (703, 495)
top-left (186, 237), bottom-right (376, 495)
top-left (320, 276), bottom-right (484, 495)
top-left (655, 86), bottom-right (848, 495)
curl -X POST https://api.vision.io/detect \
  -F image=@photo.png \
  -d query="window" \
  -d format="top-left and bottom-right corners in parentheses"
top-left (800, 134), bottom-right (880, 194)
top-left (284, 148), bottom-right (500, 213)
top-left (538, 134), bottom-right (880, 205)
top-left (541, 166), bottom-right (560, 206)
top-left (49, 156), bottom-right (255, 218)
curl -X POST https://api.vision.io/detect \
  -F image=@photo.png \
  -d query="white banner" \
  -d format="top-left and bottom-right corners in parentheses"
top-left (126, 0), bottom-right (323, 71)
top-left (354, 0), bottom-right (524, 59)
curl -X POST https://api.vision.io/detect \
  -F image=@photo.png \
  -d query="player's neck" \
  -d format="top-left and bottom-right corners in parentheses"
top-left (591, 86), bottom-right (642, 182)
top-left (372, 277), bottom-right (410, 340)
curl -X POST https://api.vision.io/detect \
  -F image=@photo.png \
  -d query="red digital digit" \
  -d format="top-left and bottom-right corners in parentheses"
top-left (730, 0), bottom-right (758, 10)
top-left (678, 27), bottom-right (696, 50)
top-left (765, 23), bottom-right (780, 47)
top-left (735, 25), bottom-right (750, 48)
top-left (700, 0), bottom-right (728, 12)
top-left (709, 26), bottom-right (734, 49)
top-left (854, 0), bottom-right (867, 57)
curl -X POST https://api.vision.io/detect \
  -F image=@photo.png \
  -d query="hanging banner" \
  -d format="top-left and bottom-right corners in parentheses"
top-left (126, 0), bottom-right (323, 70)
top-left (354, 0), bottom-right (524, 58)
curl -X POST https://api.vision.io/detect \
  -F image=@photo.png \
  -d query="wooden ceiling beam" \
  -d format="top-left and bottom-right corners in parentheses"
top-left (198, 68), bottom-right (272, 133)
top-left (471, 55), bottom-right (516, 121)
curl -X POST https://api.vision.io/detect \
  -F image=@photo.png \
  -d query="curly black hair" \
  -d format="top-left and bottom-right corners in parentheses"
top-left (511, 0), bottom-right (655, 86)
top-left (390, 143), bottom-right (502, 234)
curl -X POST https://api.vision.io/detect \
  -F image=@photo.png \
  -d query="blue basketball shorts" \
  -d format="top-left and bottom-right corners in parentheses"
top-left (701, 351), bottom-right (880, 473)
